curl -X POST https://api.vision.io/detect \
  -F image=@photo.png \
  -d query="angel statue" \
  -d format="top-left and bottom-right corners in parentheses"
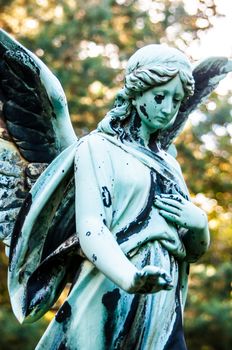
top-left (0, 29), bottom-right (231, 350)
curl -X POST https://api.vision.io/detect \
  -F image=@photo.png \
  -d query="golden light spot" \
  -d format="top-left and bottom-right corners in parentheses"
top-left (209, 219), bottom-right (219, 230)
top-left (44, 310), bottom-right (54, 322)
top-left (206, 266), bottom-right (216, 277)
top-left (89, 81), bottom-right (104, 95)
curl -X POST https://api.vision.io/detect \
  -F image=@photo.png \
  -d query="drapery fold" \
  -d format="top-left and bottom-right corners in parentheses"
top-left (8, 132), bottom-right (189, 350)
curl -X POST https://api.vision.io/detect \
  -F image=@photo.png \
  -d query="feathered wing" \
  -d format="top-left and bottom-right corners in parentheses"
top-left (0, 30), bottom-right (80, 322)
top-left (159, 56), bottom-right (232, 150)
top-left (2, 34), bottom-right (232, 323)
top-left (0, 29), bottom-right (76, 247)
top-left (8, 144), bottom-right (83, 323)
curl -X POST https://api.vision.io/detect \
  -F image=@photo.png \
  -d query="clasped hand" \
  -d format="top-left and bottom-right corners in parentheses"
top-left (126, 194), bottom-right (208, 294)
top-left (154, 193), bottom-right (207, 231)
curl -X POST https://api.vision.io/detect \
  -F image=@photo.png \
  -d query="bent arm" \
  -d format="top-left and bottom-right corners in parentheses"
top-left (77, 216), bottom-right (138, 292)
top-left (77, 216), bottom-right (173, 293)
top-left (75, 136), bottom-right (173, 293)
top-left (75, 137), bottom-right (136, 291)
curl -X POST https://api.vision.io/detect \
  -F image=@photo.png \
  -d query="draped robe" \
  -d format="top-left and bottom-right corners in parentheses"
top-left (9, 132), bottom-right (190, 350)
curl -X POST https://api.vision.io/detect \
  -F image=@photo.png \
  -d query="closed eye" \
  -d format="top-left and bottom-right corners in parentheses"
top-left (174, 94), bottom-right (184, 103)
top-left (173, 97), bottom-right (183, 106)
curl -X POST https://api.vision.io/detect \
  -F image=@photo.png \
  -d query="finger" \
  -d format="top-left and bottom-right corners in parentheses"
top-left (158, 192), bottom-right (186, 199)
top-left (143, 267), bottom-right (172, 285)
top-left (134, 269), bottom-right (159, 288)
top-left (141, 265), bottom-right (169, 278)
top-left (161, 239), bottom-right (186, 259)
top-left (142, 270), bottom-right (160, 280)
top-left (145, 284), bottom-right (173, 294)
top-left (135, 270), bottom-right (173, 293)
top-left (159, 271), bottom-right (172, 284)
top-left (154, 197), bottom-right (184, 209)
top-left (155, 194), bottom-right (185, 205)
top-left (138, 279), bottom-right (173, 294)
top-left (149, 278), bottom-right (173, 293)
top-left (162, 283), bottom-right (174, 291)
top-left (158, 275), bottom-right (174, 287)
top-left (159, 210), bottom-right (181, 224)
top-left (154, 199), bottom-right (181, 215)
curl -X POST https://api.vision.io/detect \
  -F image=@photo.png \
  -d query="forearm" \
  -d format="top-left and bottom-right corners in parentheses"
top-left (78, 217), bottom-right (138, 292)
top-left (154, 193), bottom-right (210, 262)
top-left (182, 215), bottom-right (210, 262)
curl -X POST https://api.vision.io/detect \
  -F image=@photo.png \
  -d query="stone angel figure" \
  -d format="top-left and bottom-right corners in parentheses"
top-left (0, 29), bottom-right (231, 350)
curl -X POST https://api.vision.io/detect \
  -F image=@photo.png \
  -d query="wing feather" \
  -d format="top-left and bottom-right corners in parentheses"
top-left (0, 29), bottom-right (76, 245)
top-left (159, 57), bottom-right (232, 150)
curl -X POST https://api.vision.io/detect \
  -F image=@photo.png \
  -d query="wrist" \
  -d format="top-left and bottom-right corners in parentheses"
top-left (194, 210), bottom-right (208, 231)
top-left (120, 267), bottom-right (139, 293)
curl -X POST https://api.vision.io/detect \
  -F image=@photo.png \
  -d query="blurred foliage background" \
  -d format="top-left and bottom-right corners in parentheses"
top-left (0, 0), bottom-right (231, 349)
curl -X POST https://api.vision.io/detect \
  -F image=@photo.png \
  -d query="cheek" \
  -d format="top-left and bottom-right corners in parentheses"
top-left (139, 104), bottom-right (149, 118)
top-left (172, 103), bottom-right (180, 115)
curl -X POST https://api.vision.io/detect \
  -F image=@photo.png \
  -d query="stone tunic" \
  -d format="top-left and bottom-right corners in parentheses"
top-left (36, 132), bottom-right (188, 350)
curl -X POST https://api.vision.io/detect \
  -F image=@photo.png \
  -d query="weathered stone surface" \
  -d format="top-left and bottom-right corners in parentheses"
top-left (0, 29), bottom-right (231, 350)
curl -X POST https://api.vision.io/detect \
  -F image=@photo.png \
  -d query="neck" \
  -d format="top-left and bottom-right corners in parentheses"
top-left (129, 111), bottom-right (159, 152)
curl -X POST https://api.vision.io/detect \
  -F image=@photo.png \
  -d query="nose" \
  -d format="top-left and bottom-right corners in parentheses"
top-left (161, 97), bottom-right (173, 116)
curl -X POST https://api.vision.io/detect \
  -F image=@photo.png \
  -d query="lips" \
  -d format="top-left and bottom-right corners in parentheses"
top-left (155, 115), bottom-right (168, 122)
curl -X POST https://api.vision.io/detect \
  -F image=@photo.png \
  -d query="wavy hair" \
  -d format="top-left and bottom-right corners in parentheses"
top-left (98, 44), bottom-right (195, 137)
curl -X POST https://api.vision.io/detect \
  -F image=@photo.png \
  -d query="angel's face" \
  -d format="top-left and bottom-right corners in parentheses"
top-left (132, 74), bottom-right (185, 132)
